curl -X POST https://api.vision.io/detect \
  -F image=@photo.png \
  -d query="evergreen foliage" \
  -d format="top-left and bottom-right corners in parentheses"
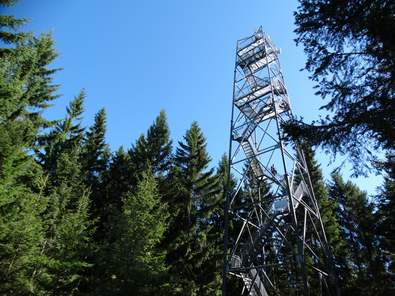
top-left (1, 1), bottom-right (394, 295)
top-left (130, 111), bottom-right (172, 175)
top-left (0, 122), bottom-right (45, 295)
top-left (301, 144), bottom-right (342, 255)
top-left (34, 95), bottom-right (93, 295)
top-left (285, 0), bottom-right (395, 174)
top-left (83, 108), bottom-right (109, 190)
top-left (96, 168), bottom-right (168, 295)
top-left (375, 154), bottom-right (395, 290)
top-left (328, 173), bottom-right (393, 295)
top-left (164, 122), bottom-right (221, 295)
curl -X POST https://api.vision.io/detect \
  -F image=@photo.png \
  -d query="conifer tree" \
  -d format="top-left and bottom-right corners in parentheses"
top-left (0, 2), bottom-right (60, 294)
top-left (298, 143), bottom-right (343, 294)
top-left (285, 0), bottom-right (395, 173)
top-left (130, 110), bottom-right (172, 178)
top-left (96, 168), bottom-right (168, 295)
top-left (39, 91), bottom-right (85, 177)
top-left (83, 108), bottom-right (109, 189)
top-left (102, 111), bottom-right (172, 218)
top-left (0, 17), bottom-right (59, 142)
top-left (375, 154), bottom-right (395, 293)
top-left (0, 1), bottom-right (28, 50)
top-left (214, 154), bottom-right (234, 235)
top-left (328, 173), bottom-right (389, 296)
top-left (145, 110), bottom-right (173, 175)
top-left (36, 149), bottom-right (93, 295)
top-left (33, 95), bottom-right (93, 295)
top-left (82, 108), bottom-right (110, 238)
top-left (102, 147), bottom-right (132, 213)
top-left (0, 116), bottom-right (45, 295)
top-left (301, 144), bottom-right (342, 256)
top-left (165, 122), bottom-right (220, 295)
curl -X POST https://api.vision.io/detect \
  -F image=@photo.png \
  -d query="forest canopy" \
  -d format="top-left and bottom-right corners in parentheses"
top-left (0, 0), bottom-right (394, 295)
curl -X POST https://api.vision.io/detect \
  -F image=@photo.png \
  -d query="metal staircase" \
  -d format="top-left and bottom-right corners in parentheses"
top-left (224, 27), bottom-right (339, 296)
top-left (240, 139), bottom-right (264, 179)
top-left (231, 255), bottom-right (269, 296)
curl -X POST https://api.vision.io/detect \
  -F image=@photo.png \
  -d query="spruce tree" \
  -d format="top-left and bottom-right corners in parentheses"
top-left (328, 173), bottom-right (389, 296)
top-left (145, 110), bottom-right (172, 175)
top-left (165, 122), bottom-right (220, 295)
top-left (88, 146), bottom-right (133, 293)
top-left (33, 95), bottom-right (93, 295)
top-left (0, 117), bottom-right (45, 295)
top-left (0, 16), bottom-right (59, 141)
top-left (82, 108), bottom-right (110, 240)
top-left (285, 0), bottom-right (395, 173)
top-left (39, 91), bottom-right (85, 177)
top-left (96, 168), bottom-right (168, 295)
top-left (83, 108), bottom-right (109, 190)
top-left (36, 149), bottom-right (93, 295)
top-left (301, 144), bottom-right (342, 257)
top-left (130, 110), bottom-right (172, 178)
top-left (375, 154), bottom-right (395, 293)
top-left (102, 147), bottom-right (132, 213)
top-left (0, 2), bottom-right (59, 294)
top-left (0, 1), bottom-right (28, 49)
top-left (103, 111), bottom-right (172, 217)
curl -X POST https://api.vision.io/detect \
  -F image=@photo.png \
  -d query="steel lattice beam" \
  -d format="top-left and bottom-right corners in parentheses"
top-left (223, 27), bottom-right (340, 296)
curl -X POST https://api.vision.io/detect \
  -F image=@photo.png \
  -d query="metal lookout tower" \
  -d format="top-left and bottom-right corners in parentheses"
top-left (223, 28), bottom-right (339, 296)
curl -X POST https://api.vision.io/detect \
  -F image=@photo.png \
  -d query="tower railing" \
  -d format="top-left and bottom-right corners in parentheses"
top-left (223, 27), bottom-right (339, 296)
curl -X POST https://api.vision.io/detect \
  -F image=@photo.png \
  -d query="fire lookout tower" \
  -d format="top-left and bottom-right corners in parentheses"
top-left (223, 27), bottom-right (339, 296)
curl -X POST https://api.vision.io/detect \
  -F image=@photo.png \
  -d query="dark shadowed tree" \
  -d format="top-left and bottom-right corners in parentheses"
top-left (301, 143), bottom-right (342, 256)
top-left (82, 108), bottom-right (110, 191)
top-left (285, 0), bottom-right (395, 174)
top-left (375, 154), bottom-right (395, 292)
top-left (164, 122), bottom-right (221, 295)
top-left (81, 108), bottom-right (110, 236)
top-left (102, 147), bottom-right (132, 214)
top-left (328, 172), bottom-right (391, 295)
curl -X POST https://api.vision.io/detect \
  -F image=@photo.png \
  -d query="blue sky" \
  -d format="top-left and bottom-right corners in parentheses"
top-left (6, 0), bottom-right (382, 195)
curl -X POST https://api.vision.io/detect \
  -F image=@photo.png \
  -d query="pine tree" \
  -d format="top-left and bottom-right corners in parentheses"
top-left (165, 122), bottom-right (220, 295)
top-left (96, 168), bottom-right (168, 295)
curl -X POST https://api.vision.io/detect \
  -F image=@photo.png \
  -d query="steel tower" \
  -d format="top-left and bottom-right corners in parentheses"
top-left (223, 28), bottom-right (339, 296)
